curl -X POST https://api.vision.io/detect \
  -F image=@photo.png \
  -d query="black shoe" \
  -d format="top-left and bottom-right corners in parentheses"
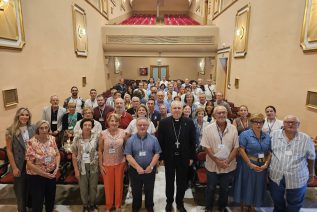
top-left (82, 206), bottom-right (89, 212)
top-left (90, 205), bottom-right (98, 211)
top-left (177, 205), bottom-right (187, 212)
top-left (165, 203), bottom-right (173, 211)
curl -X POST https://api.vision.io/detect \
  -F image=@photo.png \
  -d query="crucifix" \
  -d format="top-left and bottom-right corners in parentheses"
top-left (175, 140), bottom-right (180, 149)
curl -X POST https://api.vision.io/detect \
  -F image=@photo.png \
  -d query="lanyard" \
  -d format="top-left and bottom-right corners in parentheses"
top-left (216, 124), bottom-right (224, 144)
top-left (267, 119), bottom-right (276, 134)
top-left (239, 118), bottom-right (248, 130)
top-left (99, 107), bottom-right (105, 118)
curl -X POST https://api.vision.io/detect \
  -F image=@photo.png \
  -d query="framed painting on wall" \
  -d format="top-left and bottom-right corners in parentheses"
top-left (139, 67), bottom-right (148, 76)
top-left (300, 0), bottom-right (317, 52)
top-left (233, 4), bottom-right (251, 58)
top-left (2, 88), bottom-right (18, 108)
top-left (72, 4), bottom-right (88, 57)
top-left (0, 0), bottom-right (25, 49)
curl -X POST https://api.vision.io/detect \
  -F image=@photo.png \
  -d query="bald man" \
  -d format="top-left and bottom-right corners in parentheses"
top-left (269, 115), bottom-right (315, 212)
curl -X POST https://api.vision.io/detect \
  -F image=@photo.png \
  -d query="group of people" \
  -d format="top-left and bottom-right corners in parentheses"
top-left (4, 77), bottom-right (316, 212)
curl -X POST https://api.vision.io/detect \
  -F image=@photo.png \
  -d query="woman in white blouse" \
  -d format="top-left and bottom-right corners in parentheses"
top-left (125, 104), bottom-right (156, 137)
top-left (262, 105), bottom-right (283, 136)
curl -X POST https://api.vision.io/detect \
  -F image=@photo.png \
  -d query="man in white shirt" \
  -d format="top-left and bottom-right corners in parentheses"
top-left (84, 89), bottom-right (98, 108)
top-left (191, 81), bottom-right (203, 97)
top-left (204, 79), bottom-right (216, 101)
top-left (269, 115), bottom-right (315, 212)
top-left (201, 106), bottom-right (238, 212)
top-left (160, 75), bottom-right (169, 87)
top-left (63, 86), bottom-right (85, 113)
top-left (165, 82), bottom-right (177, 100)
top-left (195, 93), bottom-right (207, 110)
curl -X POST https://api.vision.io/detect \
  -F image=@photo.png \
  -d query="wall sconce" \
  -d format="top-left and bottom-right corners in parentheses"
top-left (157, 59), bottom-right (162, 66)
top-left (235, 26), bottom-right (245, 39)
top-left (77, 25), bottom-right (86, 38)
top-left (114, 57), bottom-right (121, 74)
top-left (0, 0), bottom-right (10, 11)
top-left (82, 76), bottom-right (87, 87)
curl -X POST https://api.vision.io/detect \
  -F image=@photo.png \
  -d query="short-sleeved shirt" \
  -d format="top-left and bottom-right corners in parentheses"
top-left (269, 130), bottom-right (316, 189)
top-left (125, 119), bottom-right (156, 135)
top-left (262, 118), bottom-right (283, 136)
top-left (201, 121), bottom-right (239, 174)
top-left (239, 129), bottom-right (271, 157)
top-left (101, 129), bottom-right (126, 166)
top-left (124, 133), bottom-right (161, 169)
top-left (25, 135), bottom-right (59, 175)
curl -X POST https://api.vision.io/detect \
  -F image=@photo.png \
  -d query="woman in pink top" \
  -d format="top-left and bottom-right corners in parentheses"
top-left (25, 120), bottom-right (60, 212)
top-left (99, 113), bottom-right (126, 212)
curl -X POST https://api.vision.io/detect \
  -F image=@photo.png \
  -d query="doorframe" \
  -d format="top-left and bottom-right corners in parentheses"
top-left (150, 65), bottom-right (170, 80)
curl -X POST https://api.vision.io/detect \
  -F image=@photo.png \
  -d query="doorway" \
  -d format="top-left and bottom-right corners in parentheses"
top-left (216, 48), bottom-right (232, 98)
top-left (150, 65), bottom-right (169, 81)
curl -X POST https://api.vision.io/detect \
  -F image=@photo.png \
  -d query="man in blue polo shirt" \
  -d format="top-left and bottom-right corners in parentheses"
top-left (124, 117), bottom-right (161, 212)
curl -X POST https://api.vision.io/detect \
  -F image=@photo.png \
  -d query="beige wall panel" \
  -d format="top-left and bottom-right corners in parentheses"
top-left (213, 0), bottom-right (317, 137)
top-left (132, 0), bottom-right (189, 14)
top-left (0, 0), bottom-right (110, 146)
top-left (111, 57), bottom-right (202, 81)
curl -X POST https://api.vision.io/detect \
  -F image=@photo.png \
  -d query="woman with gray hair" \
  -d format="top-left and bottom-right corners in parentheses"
top-left (72, 118), bottom-right (99, 212)
top-left (5, 107), bottom-right (35, 212)
top-left (25, 120), bottom-right (60, 212)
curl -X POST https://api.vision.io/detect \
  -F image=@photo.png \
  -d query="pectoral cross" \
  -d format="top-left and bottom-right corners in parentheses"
top-left (175, 140), bottom-right (180, 149)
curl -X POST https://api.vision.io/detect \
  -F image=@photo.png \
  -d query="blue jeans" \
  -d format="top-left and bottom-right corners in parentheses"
top-left (205, 171), bottom-right (234, 210)
top-left (269, 177), bottom-right (306, 212)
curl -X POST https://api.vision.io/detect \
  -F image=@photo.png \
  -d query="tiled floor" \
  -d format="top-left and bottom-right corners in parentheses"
top-left (1, 166), bottom-right (317, 211)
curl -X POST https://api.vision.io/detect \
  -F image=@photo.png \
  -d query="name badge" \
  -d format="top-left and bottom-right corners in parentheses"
top-left (139, 151), bottom-right (146, 157)
top-left (82, 153), bottom-right (91, 163)
top-left (218, 144), bottom-right (225, 149)
top-left (258, 153), bottom-right (265, 158)
top-left (285, 150), bottom-right (292, 156)
top-left (99, 118), bottom-right (104, 122)
top-left (109, 148), bottom-right (116, 154)
top-left (52, 121), bottom-right (58, 125)
top-left (45, 156), bottom-right (52, 164)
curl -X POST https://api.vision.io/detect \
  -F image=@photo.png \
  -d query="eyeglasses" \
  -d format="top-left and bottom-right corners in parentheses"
top-left (251, 120), bottom-right (264, 125)
top-left (39, 126), bottom-right (49, 130)
top-left (284, 121), bottom-right (298, 125)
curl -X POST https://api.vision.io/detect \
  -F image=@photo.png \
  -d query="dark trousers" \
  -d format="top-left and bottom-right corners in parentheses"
top-left (129, 167), bottom-right (156, 211)
top-left (29, 174), bottom-right (56, 212)
top-left (269, 177), bottom-right (306, 212)
top-left (205, 171), bottom-right (234, 210)
top-left (13, 172), bottom-right (31, 212)
top-left (165, 157), bottom-right (189, 207)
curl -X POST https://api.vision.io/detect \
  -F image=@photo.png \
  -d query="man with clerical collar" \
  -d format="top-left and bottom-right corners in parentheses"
top-left (93, 94), bottom-right (114, 130)
top-left (269, 115), bottom-right (315, 212)
top-left (84, 89), bottom-right (98, 108)
top-left (42, 95), bottom-right (66, 148)
top-left (158, 100), bottom-right (196, 212)
top-left (63, 86), bottom-right (85, 113)
top-left (201, 105), bottom-right (238, 212)
top-left (124, 117), bottom-right (161, 212)
top-left (127, 96), bottom-right (141, 118)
